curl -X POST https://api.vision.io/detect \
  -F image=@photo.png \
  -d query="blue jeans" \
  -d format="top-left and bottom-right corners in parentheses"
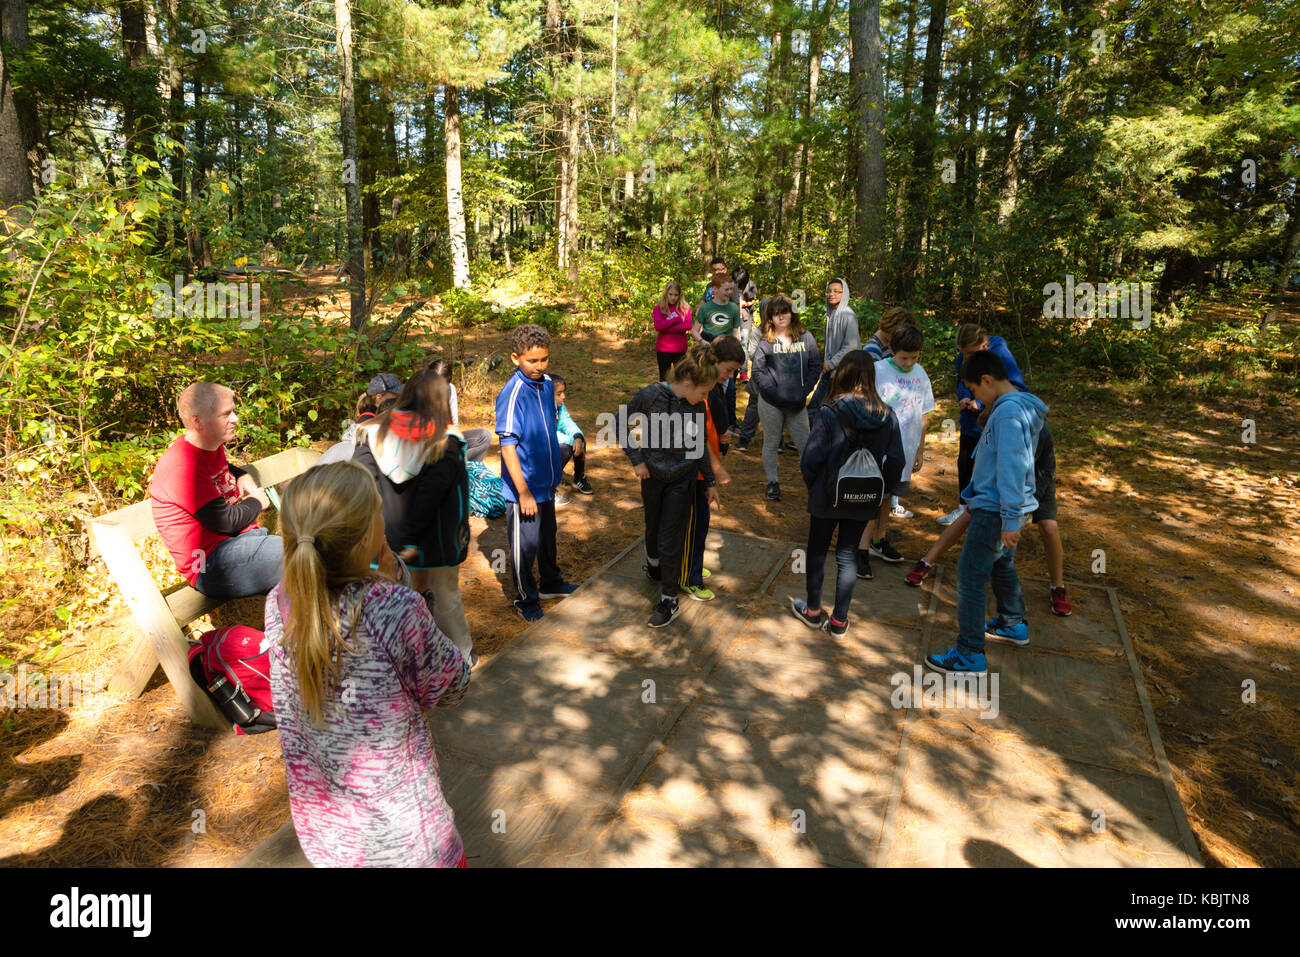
top-left (195, 527), bottom-right (284, 599)
top-left (806, 516), bottom-right (869, 622)
top-left (806, 369), bottom-right (833, 418)
top-left (956, 509), bottom-right (1026, 654)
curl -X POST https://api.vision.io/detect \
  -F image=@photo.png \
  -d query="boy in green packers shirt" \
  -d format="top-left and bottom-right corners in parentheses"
top-left (694, 280), bottom-right (741, 344)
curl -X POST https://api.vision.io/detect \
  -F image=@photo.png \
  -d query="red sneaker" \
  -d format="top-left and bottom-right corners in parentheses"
top-left (1050, 586), bottom-right (1072, 616)
top-left (905, 559), bottom-right (931, 587)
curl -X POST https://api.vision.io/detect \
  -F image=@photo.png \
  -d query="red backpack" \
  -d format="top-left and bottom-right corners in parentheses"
top-left (188, 625), bottom-right (277, 735)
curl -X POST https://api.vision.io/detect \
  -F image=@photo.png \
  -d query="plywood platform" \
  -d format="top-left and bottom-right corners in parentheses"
top-left (239, 531), bottom-right (1200, 868)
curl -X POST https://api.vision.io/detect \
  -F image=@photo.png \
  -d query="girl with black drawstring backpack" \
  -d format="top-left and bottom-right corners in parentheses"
top-left (792, 350), bottom-right (905, 637)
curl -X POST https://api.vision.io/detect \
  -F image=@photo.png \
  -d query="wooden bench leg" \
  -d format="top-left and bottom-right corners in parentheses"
top-left (109, 632), bottom-right (161, 698)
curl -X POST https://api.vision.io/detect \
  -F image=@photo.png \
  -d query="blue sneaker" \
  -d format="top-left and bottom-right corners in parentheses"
top-left (514, 600), bottom-right (544, 622)
top-left (538, 582), bottom-right (579, 600)
top-left (925, 646), bottom-right (987, 676)
top-left (984, 616), bottom-right (1029, 646)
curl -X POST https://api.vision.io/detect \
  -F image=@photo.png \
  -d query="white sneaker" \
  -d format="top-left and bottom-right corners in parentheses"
top-left (890, 504), bottom-right (913, 519)
top-left (553, 492), bottom-right (571, 507)
top-left (937, 505), bottom-right (966, 526)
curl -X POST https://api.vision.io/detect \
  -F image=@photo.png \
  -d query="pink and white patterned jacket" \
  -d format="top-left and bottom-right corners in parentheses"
top-left (266, 577), bottom-right (471, 867)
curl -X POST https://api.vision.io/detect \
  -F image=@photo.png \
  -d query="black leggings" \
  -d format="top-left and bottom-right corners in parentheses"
top-left (657, 350), bottom-right (685, 381)
top-left (957, 431), bottom-right (979, 501)
top-left (642, 471), bottom-right (696, 600)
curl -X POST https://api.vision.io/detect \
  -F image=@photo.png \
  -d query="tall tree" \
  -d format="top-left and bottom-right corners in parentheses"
top-left (335, 0), bottom-right (365, 329)
top-left (444, 83), bottom-right (469, 287)
top-left (850, 0), bottom-right (886, 299)
top-left (0, 0), bottom-right (34, 210)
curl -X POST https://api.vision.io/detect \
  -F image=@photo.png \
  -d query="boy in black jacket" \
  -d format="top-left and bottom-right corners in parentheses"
top-left (622, 343), bottom-right (721, 628)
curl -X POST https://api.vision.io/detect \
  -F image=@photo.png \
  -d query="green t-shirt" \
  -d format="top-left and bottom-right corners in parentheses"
top-left (698, 300), bottom-right (741, 340)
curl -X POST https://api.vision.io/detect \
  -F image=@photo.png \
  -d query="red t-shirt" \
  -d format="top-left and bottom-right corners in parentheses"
top-left (150, 436), bottom-right (256, 584)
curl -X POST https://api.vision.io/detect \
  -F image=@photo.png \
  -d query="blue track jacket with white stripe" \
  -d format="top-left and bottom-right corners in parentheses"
top-left (495, 368), bottom-right (564, 503)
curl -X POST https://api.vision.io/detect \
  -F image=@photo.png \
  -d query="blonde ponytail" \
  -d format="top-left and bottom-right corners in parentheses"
top-left (280, 461), bottom-right (382, 727)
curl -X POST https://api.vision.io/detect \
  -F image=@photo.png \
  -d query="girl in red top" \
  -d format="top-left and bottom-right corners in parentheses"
top-left (653, 281), bottom-right (694, 381)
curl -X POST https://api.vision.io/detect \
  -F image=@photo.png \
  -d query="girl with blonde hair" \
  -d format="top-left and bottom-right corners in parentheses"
top-left (653, 280), bottom-right (694, 380)
top-left (267, 460), bottom-right (471, 867)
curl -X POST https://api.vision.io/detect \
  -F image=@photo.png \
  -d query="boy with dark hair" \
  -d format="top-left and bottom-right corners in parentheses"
top-left (495, 324), bottom-right (577, 621)
top-left (700, 256), bottom-right (729, 305)
top-left (925, 350), bottom-right (1048, 676)
top-left (550, 374), bottom-right (593, 503)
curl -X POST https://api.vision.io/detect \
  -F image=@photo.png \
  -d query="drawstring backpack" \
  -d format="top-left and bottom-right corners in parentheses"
top-left (825, 405), bottom-right (886, 515)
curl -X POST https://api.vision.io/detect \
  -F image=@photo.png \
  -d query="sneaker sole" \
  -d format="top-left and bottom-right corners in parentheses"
top-left (924, 656), bottom-right (987, 677)
top-left (984, 630), bottom-right (1029, 646)
top-left (648, 605), bottom-right (682, 628)
top-left (1051, 609), bottom-right (1072, 617)
top-left (685, 590), bottom-right (715, 602)
top-left (538, 591), bottom-right (577, 600)
top-left (869, 550), bottom-right (905, 563)
top-left (904, 578), bottom-right (924, 587)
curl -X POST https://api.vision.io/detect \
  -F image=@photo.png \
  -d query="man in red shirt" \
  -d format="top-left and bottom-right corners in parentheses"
top-left (150, 382), bottom-right (282, 598)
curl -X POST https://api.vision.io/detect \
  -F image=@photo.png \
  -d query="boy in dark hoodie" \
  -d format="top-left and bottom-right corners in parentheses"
top-left (495, 324), bottom-right (578, 622)
top-left (794, 351), bottom-right (905, 637)
top-left (926, 350), bottom-right (1048, 677)
top-left (806, 277), bottom-right (860, 418)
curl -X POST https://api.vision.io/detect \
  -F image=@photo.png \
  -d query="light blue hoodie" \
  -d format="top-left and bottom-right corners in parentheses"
top-left (961, 390), bottom-right (1049, 531)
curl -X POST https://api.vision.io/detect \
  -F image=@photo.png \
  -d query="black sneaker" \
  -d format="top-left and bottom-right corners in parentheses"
top-left (643, 562), bottom-right (661, 581)
top-left (734, 437), bottom-right (750, 453)
top-left (513, 600), bottom-right (543, 622)
top-left (781, 440), bottom-right (798, 452)
top-left (572, 477), bottom-right (595, 495)
top-left (766, 482), bottom-right (781, 501)
top-left (869, 537), bottom-right (904, 563)
top-left (648, 596), bottom-right (681, 628)
top-left (789, 597), bottom-right (824, 629)
top-left (823, 616), bottom-right (849, 638)
top-left (856, 550), bottom-right (874, 580)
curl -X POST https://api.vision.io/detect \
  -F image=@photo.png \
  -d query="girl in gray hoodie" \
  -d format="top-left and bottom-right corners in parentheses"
top-left (807, 277), bottom-right (860, 417)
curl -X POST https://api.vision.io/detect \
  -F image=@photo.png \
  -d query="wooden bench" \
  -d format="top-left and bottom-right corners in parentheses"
top-left (88, 446), bottom-right (322, 728)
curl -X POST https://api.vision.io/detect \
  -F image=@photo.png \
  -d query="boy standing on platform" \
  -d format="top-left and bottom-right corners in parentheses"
top-left (925, 351), bottom-right (1047, 676)
top-left (496, 324), bottom-right (578, 622)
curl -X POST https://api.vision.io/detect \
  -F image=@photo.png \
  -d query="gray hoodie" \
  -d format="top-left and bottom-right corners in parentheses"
top-left (823, 276), bottom-right (860, 371)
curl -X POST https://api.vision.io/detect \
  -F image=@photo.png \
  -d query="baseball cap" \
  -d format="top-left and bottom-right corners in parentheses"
top-left (366, 373), bottom-right (403, 396)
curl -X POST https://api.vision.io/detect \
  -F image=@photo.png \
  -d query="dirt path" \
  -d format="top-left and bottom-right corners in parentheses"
top-left (1, 290), bottom-right (1296, 867)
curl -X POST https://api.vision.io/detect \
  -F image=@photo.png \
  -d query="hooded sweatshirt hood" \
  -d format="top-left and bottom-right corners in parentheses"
top-left (961, 390), bottom-right (1049, 530)
top-left (823, 277), bottom-right (861, 371)
top-left (359, 411), bottom-right (444, 485)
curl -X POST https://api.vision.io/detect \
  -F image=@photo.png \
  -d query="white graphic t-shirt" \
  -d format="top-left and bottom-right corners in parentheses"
top-left (874, 358), bottom-right (935, 481)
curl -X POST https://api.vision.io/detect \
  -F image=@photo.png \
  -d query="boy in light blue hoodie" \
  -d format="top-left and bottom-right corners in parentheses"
top-left (926, 350), bottom-right (1047, 677)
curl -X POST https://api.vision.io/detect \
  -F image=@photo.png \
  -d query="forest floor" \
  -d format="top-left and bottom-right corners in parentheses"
top-left (1, 274), bottom-right (1297, 867)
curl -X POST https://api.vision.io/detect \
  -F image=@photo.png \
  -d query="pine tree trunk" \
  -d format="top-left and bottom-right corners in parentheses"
top-left (335, 0), bottom-right (365, 330)
top-left (445, 84), bottom-right (470, 288)
top-left (0, 0), bottom-right (34, 210)
top-left (850, 0), bottom-right (886, 299)
top-left (895, 0), bottom-right (946, 301)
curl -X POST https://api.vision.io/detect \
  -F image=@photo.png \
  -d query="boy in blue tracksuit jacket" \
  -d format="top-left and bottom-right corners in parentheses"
top-left (495, 324), bottom-right (575, 621)
top-left (927, 350), bottom-right (1047, 677)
